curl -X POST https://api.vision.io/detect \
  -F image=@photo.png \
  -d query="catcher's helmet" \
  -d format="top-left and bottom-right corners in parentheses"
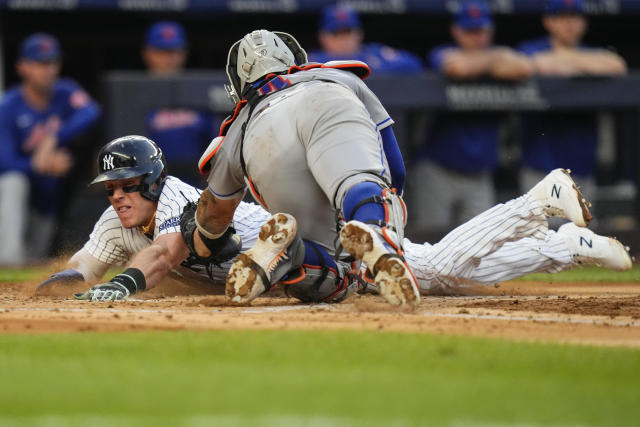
top-left (225, 29), bottom-right (307, 103)
top-left (91, 135), bottom-right (167, 201)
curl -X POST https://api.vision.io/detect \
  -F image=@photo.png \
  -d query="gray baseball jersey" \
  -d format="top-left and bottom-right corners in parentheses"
top-left (205, 67), bottom-right (395, 253)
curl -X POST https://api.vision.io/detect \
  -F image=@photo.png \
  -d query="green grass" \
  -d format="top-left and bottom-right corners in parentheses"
top-left (0, 267), bottom-right (43, 282)
top-left (0, 330), bottom-right (639, 426)
top-left (517, 264), bottom-right (640, 283)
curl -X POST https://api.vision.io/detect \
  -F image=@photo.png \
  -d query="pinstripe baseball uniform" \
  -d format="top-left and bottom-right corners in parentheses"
top-left (82, 176), bottom-right (574, 291)
top-left (83, 175), bottom-right (270, 283)
top-left (403, 193), bottom-right (573, 290)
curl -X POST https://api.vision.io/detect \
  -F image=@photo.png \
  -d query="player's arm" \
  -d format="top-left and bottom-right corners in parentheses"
top-left (488, 47), bottom-right (535, 81)
top-left (126, 232), bottom-right (190, 289)
top-left (74, 233), bottom-right (190, 302)
top-left (56, 83), bottom-right (101, 145)
top-left (36, 248), bottom-right (111, 290)
top-left (532, 49), bottom-right (627, 76)
top-left (440, 48), bottom-right (494, 80)
top-left (192, 188), bottom-right (243, 258)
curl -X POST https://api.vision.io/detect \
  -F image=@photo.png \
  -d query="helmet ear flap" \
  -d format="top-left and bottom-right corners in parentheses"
top-left (225, 40), bottom-right (242, 104)
top-left (139, 155), bottom-right (167, 201)
top-left (273, 31), bottom-right (308, 65)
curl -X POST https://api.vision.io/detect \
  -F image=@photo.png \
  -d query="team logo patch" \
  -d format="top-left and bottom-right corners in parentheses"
top-left (159, 216), bottom-right (180, 232)
top-left (103, 154), bottom-right (115, 170)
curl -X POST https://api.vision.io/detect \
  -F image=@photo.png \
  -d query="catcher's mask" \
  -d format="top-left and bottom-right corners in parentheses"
top-left (91, 135), bottom-right (167, 201)
top-left (225, 29), bottom-right (307, 104)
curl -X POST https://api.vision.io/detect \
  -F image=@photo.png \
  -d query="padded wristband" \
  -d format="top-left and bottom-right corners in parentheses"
top-left (111, 268), bottom-right (146, 295)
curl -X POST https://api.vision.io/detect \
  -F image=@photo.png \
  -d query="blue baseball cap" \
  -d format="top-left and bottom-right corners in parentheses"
top-left (545, 0), bottom-right (585, 15)
top-left (19, 33), bottom-right (61, 62)
top-left (320, 5), bottom-right (361, 32)
top-left (145, 21), bottom-right (186, 50)
top-left (455, 1), bottom-right (493, 30)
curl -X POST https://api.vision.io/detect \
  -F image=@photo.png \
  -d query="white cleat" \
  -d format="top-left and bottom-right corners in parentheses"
top-left (226, 213), bottom-right (302, 304)
top-left (557, 223), bottom-right (633, 271)
top-left (528, 168), bottom-right (592, 227)
top-left (340, 220), bottom-right (420, 307)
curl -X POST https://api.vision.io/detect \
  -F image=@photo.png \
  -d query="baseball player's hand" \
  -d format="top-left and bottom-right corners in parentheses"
top-left (74, 282), bottom-right (130, 302)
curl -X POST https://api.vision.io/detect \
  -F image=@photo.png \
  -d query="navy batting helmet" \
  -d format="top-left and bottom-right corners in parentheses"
top-left (91, 135), bottom-right (167, 201)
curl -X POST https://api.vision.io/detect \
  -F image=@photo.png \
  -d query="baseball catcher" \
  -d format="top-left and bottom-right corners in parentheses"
top-left (38, 137), bottom-right (632, 300)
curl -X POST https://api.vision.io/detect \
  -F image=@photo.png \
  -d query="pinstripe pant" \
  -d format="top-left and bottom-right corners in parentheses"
top-left (403, 193), bottom-right (573, 290)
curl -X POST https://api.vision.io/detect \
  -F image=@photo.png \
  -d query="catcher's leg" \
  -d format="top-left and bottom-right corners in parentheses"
top-left (338, 180), bottom-right (420, 307)
top-left (226, 213), bottom-right (304, 304)
top-left (282, 240), bottom-right (360, 303)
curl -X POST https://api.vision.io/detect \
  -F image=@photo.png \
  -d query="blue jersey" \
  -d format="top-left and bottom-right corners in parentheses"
top-left (145, 108), bottom-right (217, 163)
top-left (518, 37), bottom-right (597, 176)
top-left (0, 78), bottom-right (100, 214)
top-left (308, 43), bottom-right (423, 74)
top-left (417, 44), bottom-right (500, 172)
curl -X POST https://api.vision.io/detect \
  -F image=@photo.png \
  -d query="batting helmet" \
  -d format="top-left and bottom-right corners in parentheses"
top-left (225, 29), bottom-right (307, 103)
top-left (91, 135), bottom-right (167, 201)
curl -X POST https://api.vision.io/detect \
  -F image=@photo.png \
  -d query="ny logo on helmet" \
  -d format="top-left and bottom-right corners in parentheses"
top-left (103, 154), bottom-right (115, 170)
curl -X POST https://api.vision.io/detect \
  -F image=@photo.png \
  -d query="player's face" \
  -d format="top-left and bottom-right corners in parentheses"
top-left (543, 14), bottom-right (587, 47)
top-left (105, 177), bottom-right (157, 229)
top-left (16, 60), bottom-right (60, 92)
top-left (142, 48), bottom-right (187, 75)
top-left (319, 28), bottom-right (363, 56)
top-left (452, 25), bottom-right (493, 50)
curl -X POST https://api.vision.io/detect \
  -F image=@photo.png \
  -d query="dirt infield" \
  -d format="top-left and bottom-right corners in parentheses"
top-left (2, 275), bottom-right (640, 347)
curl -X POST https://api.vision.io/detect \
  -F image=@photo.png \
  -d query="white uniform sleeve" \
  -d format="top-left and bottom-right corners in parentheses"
top-left (68, 248), bottom-right (111, 282)
top-left (83, 207), bottom-right (131, 265)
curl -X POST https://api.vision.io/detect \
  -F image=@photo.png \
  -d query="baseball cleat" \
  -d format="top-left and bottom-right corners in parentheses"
top-left (340, 220), bottom-right (420, 307)
top-left (225, 213), bottom-right (303, 304)
top-left (557, 223), bottom-right (633, 271)
top-left (528, 168), bottom-right (592, 227)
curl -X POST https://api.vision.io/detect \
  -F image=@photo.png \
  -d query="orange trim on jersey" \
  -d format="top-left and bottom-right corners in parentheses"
top-left (218, 99), bottom-right (248, 137)
top-left (287, 62), bottom-right (371, 80)
top-left (198, 136), bottom-right (224, 175)
top-left (322, 62), bottom-right (371, 79)
top-left (247, 178), bottom-right (268, 210)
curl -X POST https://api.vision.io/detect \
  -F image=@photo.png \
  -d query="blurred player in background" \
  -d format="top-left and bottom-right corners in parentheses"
top-left (142, 21), bottom-right (218, 186)
top-left (411, 0), bottom-right (534, 233)
top-left (517, 0), bottom-right (627, 215)
top-left (0, 33), bottom-right (100, 265)
top-left (307, 4), bottom-right (423, 74)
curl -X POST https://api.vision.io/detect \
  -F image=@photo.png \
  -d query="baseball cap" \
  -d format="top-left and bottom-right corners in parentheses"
top-left (145, 21), bottom-right (186, 50)
top-left (320, 5), bottom-right (361, 32)
top-left (455, 1), bottom-right (493, 30)
top-left (545, 0), bottom-right (585, 15)
top-left (19, 33), bottom-right (61, 62)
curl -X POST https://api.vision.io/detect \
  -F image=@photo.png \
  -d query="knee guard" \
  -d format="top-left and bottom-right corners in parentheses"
top-left (342, 181), bottom-right (408, 253)
top-left (281, 240), bottom-right (360, 303)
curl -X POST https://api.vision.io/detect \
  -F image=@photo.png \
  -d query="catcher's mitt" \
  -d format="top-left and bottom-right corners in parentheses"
top-left (180, 201), bottom-right (242, 266)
